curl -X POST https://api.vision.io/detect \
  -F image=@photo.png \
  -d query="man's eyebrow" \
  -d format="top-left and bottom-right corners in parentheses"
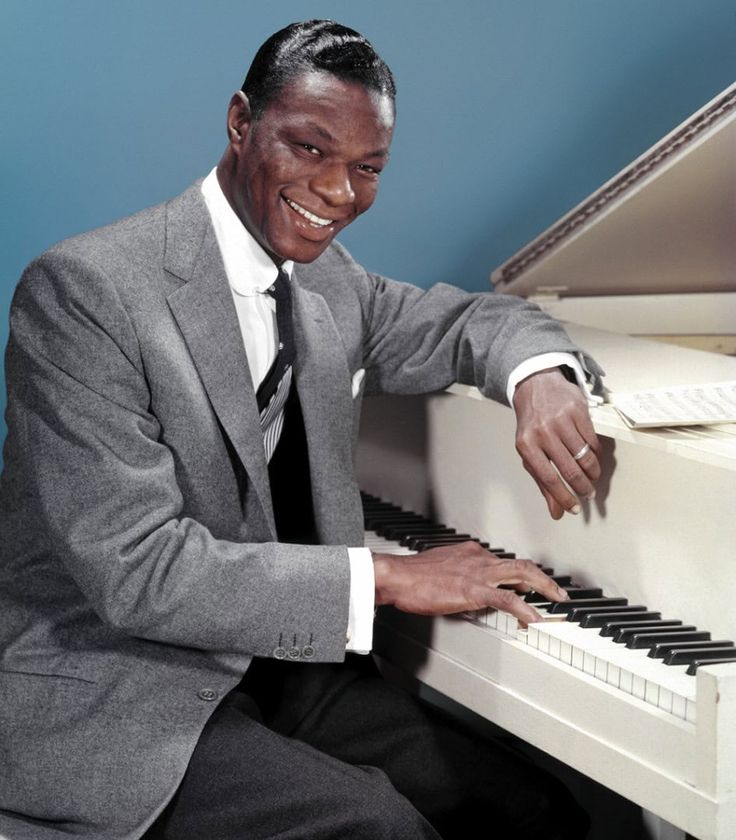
top-left (301, 121), bottom-right (390, 158)
top-left (304, 122), bottom-right (335, 142)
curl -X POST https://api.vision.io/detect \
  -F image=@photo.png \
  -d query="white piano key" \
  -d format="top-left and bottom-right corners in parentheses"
top-left (632, 674), bottom-right (646, 700)
top-left (671, 693), bottom-right (686, 719)
top-left (645, 680), bottom-right (660, 706)
top-left (595, 658), bottom-right (608, 681)
top-left (559, 640), bottom-right (573, 665)
top-left (658, 687), bottom-right (673, 714)
top-left (531, 620), bottom-right (695, 719)
top-left (549, 635), bottom-right (561, 659)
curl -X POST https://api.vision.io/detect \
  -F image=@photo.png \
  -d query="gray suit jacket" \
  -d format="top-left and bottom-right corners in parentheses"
top-left (0, 182), bottom-right (602, 839)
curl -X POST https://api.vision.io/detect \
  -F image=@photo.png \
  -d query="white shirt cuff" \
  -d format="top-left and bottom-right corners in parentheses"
top-left (346, 547), bottom-right (375, 654)
top-left (507, 352), bottom-right (603, 407)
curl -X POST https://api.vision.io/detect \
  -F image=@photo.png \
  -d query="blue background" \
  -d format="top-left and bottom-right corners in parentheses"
top-left (2, 1), bottom-right (735, 447)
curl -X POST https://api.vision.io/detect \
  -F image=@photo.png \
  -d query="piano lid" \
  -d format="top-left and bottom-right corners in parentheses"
top-left (492, 81), bottom-right (736, 299)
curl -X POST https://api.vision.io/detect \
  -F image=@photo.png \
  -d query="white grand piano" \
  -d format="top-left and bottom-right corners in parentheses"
top-left (356, 82), bottom-right (736, 840)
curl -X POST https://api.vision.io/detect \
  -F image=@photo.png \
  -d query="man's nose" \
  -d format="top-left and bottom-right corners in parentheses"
top-left (310, 163), bottom-right (355, 207)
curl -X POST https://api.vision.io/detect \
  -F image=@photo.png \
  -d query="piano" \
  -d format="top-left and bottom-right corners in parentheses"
top-left (356, 81), bottom-right (736, 840)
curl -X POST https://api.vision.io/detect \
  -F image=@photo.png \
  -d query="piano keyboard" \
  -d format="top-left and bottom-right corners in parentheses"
top-left (362, 492), bottom-right (736, 724)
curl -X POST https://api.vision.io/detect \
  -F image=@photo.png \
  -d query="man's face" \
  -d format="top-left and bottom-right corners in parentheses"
top-left (223, 71), bottom-right (394, 264)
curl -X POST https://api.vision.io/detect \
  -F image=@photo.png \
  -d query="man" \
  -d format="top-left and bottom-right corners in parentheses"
top-left (0, 20), bottom-right (602, 840)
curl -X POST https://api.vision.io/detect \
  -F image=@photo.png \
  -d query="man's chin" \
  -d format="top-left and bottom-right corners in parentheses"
top-left (271, 233), bottom-right (336, 265)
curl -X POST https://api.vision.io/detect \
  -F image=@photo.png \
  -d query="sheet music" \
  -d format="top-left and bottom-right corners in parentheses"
top-left (611, 380), bottom-right (736, 428)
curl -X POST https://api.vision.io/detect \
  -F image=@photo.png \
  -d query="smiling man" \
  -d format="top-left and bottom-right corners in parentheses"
top-left (0, 20), bottom-right (599, 840)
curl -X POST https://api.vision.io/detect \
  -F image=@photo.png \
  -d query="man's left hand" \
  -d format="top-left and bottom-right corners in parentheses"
top-left (512, 367), bottom-right (601, 520)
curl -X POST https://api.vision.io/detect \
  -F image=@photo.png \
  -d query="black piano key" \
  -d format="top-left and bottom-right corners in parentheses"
top-left (574, 608), bottom-right (658, 628)
top-left (366, 510), bottom-right (429, 522)
top-left (361, 502), bottom-right (404, 513)
top-left (626, 630), bottom-right (710, 650)
top-left (526, 587), bottom-right (604, 605)
top-left (412, 536), bottom-right (476, 551)
top-left (687, 655), bottom-right (736, 675)
top-left (382, 521), bottom-right (450, 532)
top-left (648, 639), bottom-right (735, 659)
top-left (548, 597), bottom-right (628, 615)
top-left (601, 619), bottom-right (682, 638)
top-left (564, 604), bottom-right (648, 620)
top-left (551, 575), bottom-right (573, 587)
top-left (614, 623), bottom-right (696, 644)
top-left (384, 524), bottom-right (454, 540)
top-left (405, 534), bottom-right (474, 550)
top-left (665, 646), bottom-right (736, 666)
top-left (566, 587), bottom-right (604, 599)
top-left (398, 533), bottom-right (459, 547)
top-left (365, 513), bottom-right (429, 529)
top-left (361, 499), bottom-right (399, 510)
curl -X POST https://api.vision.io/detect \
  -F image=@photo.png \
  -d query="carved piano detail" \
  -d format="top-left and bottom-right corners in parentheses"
top-left (356, 82), bottom-right (736, 840)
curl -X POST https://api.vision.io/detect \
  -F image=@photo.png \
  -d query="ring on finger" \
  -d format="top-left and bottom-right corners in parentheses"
top-left (573, 443), bottom-right (590, 461)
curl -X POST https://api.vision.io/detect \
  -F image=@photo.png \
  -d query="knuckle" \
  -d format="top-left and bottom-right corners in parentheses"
top-left (560, 465), bottom-right (583, 484)
top-left (539, 469), bottom-right (561, 490)
top-left (509, 557), bottom-right (535, 574)
top-left (492, 588), bottom-right (519, 610)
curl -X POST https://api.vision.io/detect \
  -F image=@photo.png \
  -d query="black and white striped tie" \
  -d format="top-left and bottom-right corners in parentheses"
top-left (257, 268), bottom-right (295, 462)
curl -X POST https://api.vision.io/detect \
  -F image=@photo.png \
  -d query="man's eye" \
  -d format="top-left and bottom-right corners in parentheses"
top-left (300, 144), bottom-right (321, 155)
top-left (356, 164), bottom-right (381, 176)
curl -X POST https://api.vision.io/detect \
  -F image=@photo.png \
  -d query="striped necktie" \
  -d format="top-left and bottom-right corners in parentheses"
top-left (257, 268), bottom-right (295, 461)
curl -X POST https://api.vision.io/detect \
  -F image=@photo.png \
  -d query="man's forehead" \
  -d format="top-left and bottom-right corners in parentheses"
top-left (271, 70), bottom-right (395, 131)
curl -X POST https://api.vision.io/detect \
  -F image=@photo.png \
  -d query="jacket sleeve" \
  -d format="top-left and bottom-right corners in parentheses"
top-left (315, 241), bottom-right (604, 405)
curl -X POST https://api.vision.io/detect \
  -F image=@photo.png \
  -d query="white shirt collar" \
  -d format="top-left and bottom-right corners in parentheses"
top-left (200, 167), bottom-right (293, 296)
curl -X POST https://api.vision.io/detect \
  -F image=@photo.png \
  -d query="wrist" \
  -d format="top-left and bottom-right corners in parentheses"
top-left (372, 552), bottom-right (397, 607)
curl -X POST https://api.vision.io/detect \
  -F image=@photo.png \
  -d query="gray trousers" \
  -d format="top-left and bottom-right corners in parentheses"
top-left (144, 654), bottom-right (589, 839)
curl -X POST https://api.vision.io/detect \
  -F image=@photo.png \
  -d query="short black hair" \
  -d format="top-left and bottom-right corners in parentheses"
top-left (242, 20), bottom-right (396, 119)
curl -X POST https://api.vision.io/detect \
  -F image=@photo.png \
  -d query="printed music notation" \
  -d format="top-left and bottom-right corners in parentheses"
top-left (611, 380), bottom-right (736, 428)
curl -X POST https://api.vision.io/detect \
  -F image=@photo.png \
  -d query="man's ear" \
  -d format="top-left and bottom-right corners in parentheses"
top-left (226, 90), bottom-right (253, 147)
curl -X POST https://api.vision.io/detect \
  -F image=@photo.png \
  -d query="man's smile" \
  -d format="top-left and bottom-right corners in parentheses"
top-left (283, 196), bottom-right (335, 228)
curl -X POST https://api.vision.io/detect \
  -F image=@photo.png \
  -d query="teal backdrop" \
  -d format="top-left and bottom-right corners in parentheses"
top-left (2, 1), bottom-right (735, 452)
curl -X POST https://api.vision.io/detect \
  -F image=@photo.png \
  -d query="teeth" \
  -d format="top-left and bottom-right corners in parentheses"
top-left (285, 198), bottom-right (333, 227)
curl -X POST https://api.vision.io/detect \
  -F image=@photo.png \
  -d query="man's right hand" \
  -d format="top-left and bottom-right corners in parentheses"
top-left (373, 542), bottom-right (569, 625)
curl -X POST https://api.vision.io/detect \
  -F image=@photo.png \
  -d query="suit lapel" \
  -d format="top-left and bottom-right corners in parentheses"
top-left (291, 281), bottom-right (364, 546)
top-left (164, 185), bottom-right (276, 536)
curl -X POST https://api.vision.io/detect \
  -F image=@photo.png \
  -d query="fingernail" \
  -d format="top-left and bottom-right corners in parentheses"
top-left (587, 490), bottom-right (596, 501)
top-left (556, 586), bottom-right (569, 600)
top-left (570, 504), bottom-right (581, 515)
